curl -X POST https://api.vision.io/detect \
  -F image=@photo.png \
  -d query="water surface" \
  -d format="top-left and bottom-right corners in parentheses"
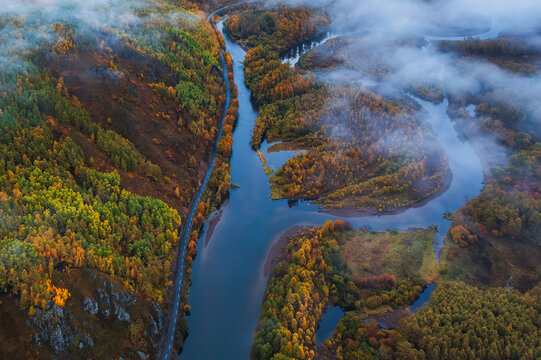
top-left (282, 32), bottom-right (340, 67)
top-left (181, 19), bottom-right (484, 360)
top-left (315, 306), bottom-right (345, 344)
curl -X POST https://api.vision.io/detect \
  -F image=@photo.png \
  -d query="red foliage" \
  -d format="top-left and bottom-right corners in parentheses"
top-left (354, 273), bottom-right (397, 289)
top-left (333, 219), bottom-right (352, 231)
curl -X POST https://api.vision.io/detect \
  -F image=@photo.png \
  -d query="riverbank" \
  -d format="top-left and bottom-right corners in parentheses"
top-left (321, 168), bottom-right (453, 218)
top-left (160, 7), bottom-right (236, 358)
top-left (263, 225), bottom-right (304, 276)
top-left (205, 201), bottom-right (227, 246)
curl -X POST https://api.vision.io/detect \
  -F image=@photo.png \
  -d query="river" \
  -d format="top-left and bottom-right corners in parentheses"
top-left (282, 32), bottom-right (340, 67)
top-left (160, 11), bottom-right (231, 360)
top-left (180, 17), bottom-right (485, 360)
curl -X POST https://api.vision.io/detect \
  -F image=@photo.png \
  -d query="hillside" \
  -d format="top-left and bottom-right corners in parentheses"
top-left (0, 0), bottom-right (232, 357)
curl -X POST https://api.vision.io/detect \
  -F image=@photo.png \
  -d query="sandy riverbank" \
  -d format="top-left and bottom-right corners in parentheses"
top-left (204, 199), bottom-right (228, 246)
top-left (263, 225), bottom-right (304, 276)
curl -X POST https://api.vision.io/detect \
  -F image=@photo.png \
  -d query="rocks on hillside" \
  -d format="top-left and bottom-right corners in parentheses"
top-left (27, 301), bottom-right (73, 355)
top-left (82, 296), bottom-right (99, 316)
top-left (111, 287), bottom-right (136, 323)
top-left (94, 275), bottom-right (136, 322)
top-left (97, 286), bottom-right (111, 318)
top-left (28, 272), bottom-right (138, 355)
top-left (27, 301), bottom-right (94, 355)
top-left (149, 303), bottom-right (164, 348)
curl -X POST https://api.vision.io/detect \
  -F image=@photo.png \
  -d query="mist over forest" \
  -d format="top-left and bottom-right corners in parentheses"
top-left (0, 0), bottom-right (540, 359)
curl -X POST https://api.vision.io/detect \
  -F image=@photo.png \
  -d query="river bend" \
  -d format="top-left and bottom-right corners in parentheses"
top-left (180, 17), bottom-right (484, 360)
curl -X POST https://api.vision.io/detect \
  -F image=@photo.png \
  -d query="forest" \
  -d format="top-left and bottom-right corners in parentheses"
top-left (225, 3), bottom-right (541, 360)
top-left (438, 35), bottom-right (541, 293)
top-left (251, 221), bottom-right (441, 360)
top-left (440, 132), bottom-right (541, 291)
top-left (251, 220), bottom-right (355, 360)
top-left (226, 6), bottom-right (330, 56)
top-left (0, 67), bottom-right (182, 306)
top-left (226, 7), bottom-right (450, 213)
top-left (0, 71), bottom-right (182, 357)
top-left (325, 282), bottom-right (541, 360)
top-left (253, 220), bottom-right (541, 360)
top-left (0, 0), bottom-right (234, 357)
top-left (296, 35), bottom-right (443, 104)
top-left (438, 37), bottom-right (540, 75)
top-left (246, 24), bottom-right (541, 344)
top-left (337, 33), bottom-right (541, 360)
top-left (247, 12), bottom-right (541, 356)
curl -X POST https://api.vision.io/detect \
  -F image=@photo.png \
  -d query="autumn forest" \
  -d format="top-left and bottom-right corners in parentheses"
top-left (0, 0), bottom-right (540, 359)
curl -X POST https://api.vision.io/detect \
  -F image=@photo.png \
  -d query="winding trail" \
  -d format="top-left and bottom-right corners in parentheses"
top-left (160, 9), bottom-right (231, 360)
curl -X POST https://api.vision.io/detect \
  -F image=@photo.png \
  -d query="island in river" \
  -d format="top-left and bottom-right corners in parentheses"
top-left (1, 0), bottom-right (537, 359)
top-left (182, 4), bottom-right (540, 360)
top-left (226, 6), bottom-right (451, 214)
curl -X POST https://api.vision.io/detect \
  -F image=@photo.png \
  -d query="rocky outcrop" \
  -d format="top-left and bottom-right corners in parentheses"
top-left (115, 305), bottom-right (131, 322)
top-left (28, 272), bottom-right (138, 355)
top-left (149, 303), bottom-right (165, 349)
top-left (27, 301), bottom-right (73, 355)
top-left (153, 303), bottom-right (164, 332)
top-left (95, 275), bottom-right (136, 322)
top-left (97, 285), bottom-right (111, 318)
top-left (82, 296), bottom-right (99, 315)
top-left (149, 316), bottom-right (159, 337)
top-left (27, 301), bottom-right (94, 355)
top-left (111, 287), bottom-right (136, 323)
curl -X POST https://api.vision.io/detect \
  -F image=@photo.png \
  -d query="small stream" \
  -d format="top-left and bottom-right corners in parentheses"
top-left (282, 32), bottom-right (340, 67)
top-left (180, 16), bottom-right (489, 360)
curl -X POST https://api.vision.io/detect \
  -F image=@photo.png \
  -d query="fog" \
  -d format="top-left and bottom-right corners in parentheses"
top-left (265, 0), bottom-right (541, 172)
top-left (270, 0), bottom-right (541, 35)
top-left (2, 0), bottom-right (538, 165)
top-left (0, 0), bottom-right (200, 81)
top-left (277, 0), bottom-right (540, 105)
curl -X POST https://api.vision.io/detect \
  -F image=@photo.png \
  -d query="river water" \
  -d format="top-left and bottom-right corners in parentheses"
top-left (180, 19), bottom-right (484, 360)
top-left (282, 32), bottom-right (340, 67)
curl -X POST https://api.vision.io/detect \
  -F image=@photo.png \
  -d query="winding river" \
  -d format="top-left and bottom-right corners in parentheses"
top-left (179, 15), bottom-right (486, 360)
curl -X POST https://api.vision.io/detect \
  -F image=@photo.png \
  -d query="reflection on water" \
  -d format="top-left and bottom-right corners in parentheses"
top-left (315, 306), bottom-right (345, 344)
top-left (282, 32), bottom-right (340, 67)
top-left (180, 19), bottom-right (484, 360)
top-left (260, 140), bottom-right (310, 171)
top-left (409, 283), bottom-right (437, 312)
